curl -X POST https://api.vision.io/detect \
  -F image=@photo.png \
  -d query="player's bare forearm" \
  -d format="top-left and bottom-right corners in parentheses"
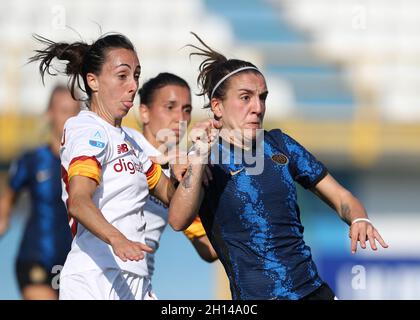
top-left (150, 174), bottom-right (175, 207)
top-left (190, 236), bottom-right (218, 262)
top-left (313, 173), bottom-right (368, 225)
top-left (0, 187), bottom-right (17, 218)
top-left (68, 176), bottom-right (126, 246)
top-left (336, 191), bottom-right (368, 226)
top-left (69, 175), bottom-right (153, 262)
top-left (168, 163), bottom-right (205, 231)
top-left (0, 187), bottom-right (17, 235)
top-left (69, 191), bottom-right (126, 245)
top-left (313, 173), bottom-right (388, 253)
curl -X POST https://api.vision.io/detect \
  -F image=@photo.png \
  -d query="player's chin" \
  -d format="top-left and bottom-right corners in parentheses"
top-left (121, 108), bottom-right (130, 117)
top-left (168, 131), bottom-right (180, 145)
top-left (243, 126), bottom-right (261, 139)
top-left (113, 110), bottom-right (128, 122)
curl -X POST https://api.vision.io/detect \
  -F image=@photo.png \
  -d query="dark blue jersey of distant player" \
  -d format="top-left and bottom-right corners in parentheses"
top-left (200, 129), bottom-right (328, 300)
top-left (8, 145), bottom-right (72, 271)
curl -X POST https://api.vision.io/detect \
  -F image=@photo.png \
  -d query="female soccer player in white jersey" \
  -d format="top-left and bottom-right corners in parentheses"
top-left (30, 33), bottom-right (176, 300)
top-left (136, 73), bottom-right (217, 286)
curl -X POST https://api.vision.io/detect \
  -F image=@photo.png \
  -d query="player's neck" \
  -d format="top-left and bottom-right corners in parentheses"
top-left (143, 128), bottom-right (162, 151)
top-left (219, 130), bottom-right (252, 151)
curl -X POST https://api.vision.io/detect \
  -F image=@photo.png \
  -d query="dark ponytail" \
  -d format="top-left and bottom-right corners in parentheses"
top-left (29, 33), bottom-right (136, 102)
top-left (187, 32), bottom-right (259, 108)
top-left (29, 34), bottom-right (89, 100)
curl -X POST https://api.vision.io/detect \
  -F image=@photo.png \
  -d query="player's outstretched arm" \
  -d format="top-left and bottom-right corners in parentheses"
top-left (149, 173), bottom-right (175, 207)
top-left (183, 217), bottom-right (218, 262)
top-left (312, 173), bottom-right (389, 254)
top-left (68, 175), bottom-right (153, 262)
top-left (190, 235), bottom-right (218, 262)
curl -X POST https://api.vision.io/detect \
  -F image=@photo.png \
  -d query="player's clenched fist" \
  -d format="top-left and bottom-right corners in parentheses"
top-left (188, 119), bottom-right (222, 163)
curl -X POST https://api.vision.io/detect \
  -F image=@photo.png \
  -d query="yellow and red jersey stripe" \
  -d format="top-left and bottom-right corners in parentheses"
top-left (146, 162), bottom-right (162, 190)
top-left (68, 156), bottom-right (102, 185)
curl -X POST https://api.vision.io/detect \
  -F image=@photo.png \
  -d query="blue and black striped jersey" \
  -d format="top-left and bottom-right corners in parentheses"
top-left (200, 129), bottom-right (327, 300)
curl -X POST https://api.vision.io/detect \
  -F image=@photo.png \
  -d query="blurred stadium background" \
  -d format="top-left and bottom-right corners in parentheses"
top-left (1, 0), bottom-right (420, 299)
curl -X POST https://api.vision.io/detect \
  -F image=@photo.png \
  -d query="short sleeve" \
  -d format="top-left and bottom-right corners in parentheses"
top-left (122, 127), bottom-right (157, 189)
top-left (282, 133), bottom-right (328, 189)
top-left (183, 216), bottom-right (207, 240)
top-left (8, 153), bottom-right (30, 192)
top-left (61, 121), bottom-right (109, 184)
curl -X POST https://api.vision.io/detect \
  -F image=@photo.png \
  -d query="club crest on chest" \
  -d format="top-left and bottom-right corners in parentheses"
top-left (271, 153), bottom-right (289, 165)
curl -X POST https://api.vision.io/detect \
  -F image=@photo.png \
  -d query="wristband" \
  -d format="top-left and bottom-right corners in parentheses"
top-left (351, 218), bottom-right (372, 225)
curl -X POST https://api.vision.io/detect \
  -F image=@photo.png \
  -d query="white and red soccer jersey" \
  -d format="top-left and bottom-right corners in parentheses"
top-left (135, 133), bottom-right (169, 276)
top-left (60, 110), bottom-right (160, 277)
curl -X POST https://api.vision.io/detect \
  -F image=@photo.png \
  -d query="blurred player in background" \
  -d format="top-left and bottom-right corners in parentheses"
top-left (168, 33), bottom-right (389, 300)
top-left (136, 72), bottom-right (217, 288)
top-left (0, 85), bottom-right (80, 299)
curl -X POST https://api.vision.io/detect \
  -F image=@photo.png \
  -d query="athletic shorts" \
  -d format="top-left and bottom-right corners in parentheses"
top-left (16, 261), bottom-right (55, 291)
top-left (59, 268), bottom-right (157, 300)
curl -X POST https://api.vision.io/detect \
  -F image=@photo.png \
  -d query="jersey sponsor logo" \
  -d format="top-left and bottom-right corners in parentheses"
top-left (271, 153), bottom-right (289, 165)
top-left (230, 167), bottom-right (245, 176)
top-left (113, 158), bottom-right (143, 174)
top-left (89, 140), bottom-right (105, 148)
top-left (117, 143), bottom-right (129, 154)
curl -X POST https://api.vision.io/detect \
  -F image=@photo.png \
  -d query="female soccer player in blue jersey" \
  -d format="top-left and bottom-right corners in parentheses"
top-left (168, 33), bottom-right (389, 300)
top-left (0, 85), bottom-right (80, 299)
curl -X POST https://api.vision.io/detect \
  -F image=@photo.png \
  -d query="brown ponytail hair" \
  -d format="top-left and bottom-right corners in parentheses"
top-left (29, 33), bottom-right (136, 102)
top-left (188, 32), bottom-right (259, 108)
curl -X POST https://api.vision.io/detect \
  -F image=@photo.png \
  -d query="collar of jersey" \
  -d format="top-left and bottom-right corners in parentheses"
top-left (81, 110), bottom-right (123, 134)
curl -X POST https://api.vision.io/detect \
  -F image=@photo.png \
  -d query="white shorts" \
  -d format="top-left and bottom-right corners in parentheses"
top-left (59, 268), bottom-right (157, 300)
